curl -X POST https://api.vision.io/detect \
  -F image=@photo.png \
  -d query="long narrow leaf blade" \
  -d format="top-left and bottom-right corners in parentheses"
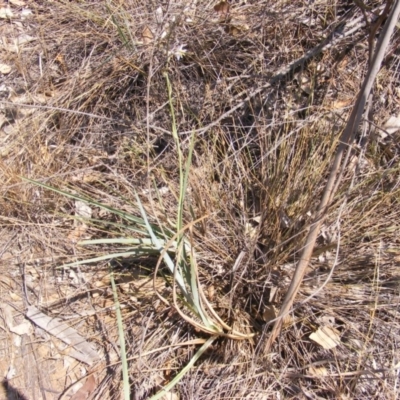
top-left (135, 192), bottom-right (189, 297)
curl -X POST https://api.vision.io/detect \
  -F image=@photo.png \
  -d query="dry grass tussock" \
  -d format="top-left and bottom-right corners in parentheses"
top-left (1, 0), bottom-right (400, 398)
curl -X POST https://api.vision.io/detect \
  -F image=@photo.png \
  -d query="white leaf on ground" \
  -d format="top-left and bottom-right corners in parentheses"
top-left (382, 114), bottom-right (400, 137)
top-left (6, 365), bottom-right (16, 380)
top-left (16, 34), bottom-right (36, 46)
top-left (21, 8), bottom-right (33, 19)
top-left (10, 322), bottom-right (32, 335)
top-left (310, 326), bottom-right (341, 349)
top-left (155, 6), bottom-right (163, 24)
top-left (75, 200), bottom-right (92, 219)
top-left (26, 306), bottom-right (100, 365)
top-left (13, 334), bottom-right (22, 347)
top-left (0, 7), bottom-right (13, 19)
top-left (0, 64), bottom-right (11, 74)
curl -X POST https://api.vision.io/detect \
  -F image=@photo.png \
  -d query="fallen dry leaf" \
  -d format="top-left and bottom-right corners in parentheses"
top-left (382, 114), bottom-right (400, 137)
top-left (20, 8), bottom-right (32, 19)
top-left (16, 33), bottom-right (36, 46)
top-left (70, 375), bottom-right (96, 400)
top-left (75, 200), bottom-right (92, 219)
top-left (214, 1), bottom-right (230, 19)
top-left (155, 6), bottom-right (163, 24)
top-left (10, 322), bottom-right (31, 335)
top-left (142, 26), bottom-right (154, 44)
top-left (0, 63), bottom-right (11, 74)
top-left (308, 365), bottom-right (328, 377)
top-left (0, 6), bottom-right (13, 19)
top-left (309, 326), bottom-right (341, 350)
top-left (331, 98), bottom-right (353, 110)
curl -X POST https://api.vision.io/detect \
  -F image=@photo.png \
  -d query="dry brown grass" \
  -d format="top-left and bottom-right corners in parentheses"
top-left (1, 0), bottom-right (399, 398)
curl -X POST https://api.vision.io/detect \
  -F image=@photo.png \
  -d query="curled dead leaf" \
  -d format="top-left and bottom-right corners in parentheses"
top-left (214, 1), bottom-right (230, 19)
top-left (70, 375), bottom-right (96, 400)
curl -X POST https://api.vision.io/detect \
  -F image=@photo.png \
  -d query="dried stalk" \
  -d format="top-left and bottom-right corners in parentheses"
top-left (264, 0), bottom-right (400, 352)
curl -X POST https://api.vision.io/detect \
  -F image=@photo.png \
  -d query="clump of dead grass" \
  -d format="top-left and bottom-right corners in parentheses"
top-left (1, 0), bottom-right (400, 399)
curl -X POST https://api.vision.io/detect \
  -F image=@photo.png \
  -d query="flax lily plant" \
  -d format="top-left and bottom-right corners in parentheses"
top-left (22, 72), bottom-right (253, 399)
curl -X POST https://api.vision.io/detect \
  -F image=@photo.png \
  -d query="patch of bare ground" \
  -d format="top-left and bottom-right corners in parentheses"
top-left (1, 0), bottom-right (399, 399)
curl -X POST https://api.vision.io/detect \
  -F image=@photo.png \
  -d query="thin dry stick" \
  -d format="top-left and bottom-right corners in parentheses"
top-left (264, 0), bottom-right (400, 352)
